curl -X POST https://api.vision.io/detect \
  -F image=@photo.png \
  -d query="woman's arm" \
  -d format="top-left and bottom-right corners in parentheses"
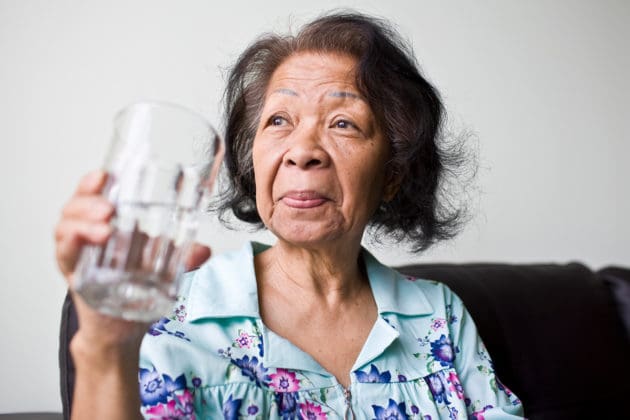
top-left (55, 171), bottom-right (211, 419)
top-left (70, 320), bottom-right (145, 420)
top-left (55, 171), bottom-right (149, 419)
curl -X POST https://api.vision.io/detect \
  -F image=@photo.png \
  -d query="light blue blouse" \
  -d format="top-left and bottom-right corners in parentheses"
top-left (139, 242), bottom-right (524, 419)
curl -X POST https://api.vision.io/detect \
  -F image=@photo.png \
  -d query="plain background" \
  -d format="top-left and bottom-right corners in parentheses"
top-left (1, 0), bottom-right (628, 413)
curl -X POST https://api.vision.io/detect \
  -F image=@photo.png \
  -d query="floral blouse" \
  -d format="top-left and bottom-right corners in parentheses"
top-left (139, 242), bottom-right (523, 419)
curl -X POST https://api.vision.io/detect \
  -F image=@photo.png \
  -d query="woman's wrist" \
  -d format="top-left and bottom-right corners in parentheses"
top-left (70, 329), bottom-right (143, 372)
top-left (70, 331), bottom-right (144, 420)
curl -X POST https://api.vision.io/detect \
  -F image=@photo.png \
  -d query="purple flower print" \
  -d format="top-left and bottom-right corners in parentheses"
top-left (231, 355), bottom-right (270, 387)
top-left (174, 304), bottom-right (187, 322)
top-left (234, 330), bottom-right (254, 348)
top-left (147, 318), bottom-right (170, 336)
top-left (139, 366), bottom-right (167, 406)
top-left (430, 334), bottom-right (457, 367)
top-left (430, 318), bottom-right (447, 331)
top-left (247, 404), bottom-right (259, 415)
top-left (269, 368), bottom-right (300, 392)
top-left (448, 407), bottom-right (459, 420)
top-left (139, 366), bottom-right (186, 407)
top-left (257, 333), bottom-right (265, 357)
top-left (147, 317), bottom-right (191, 342)
top-left (371, 398), bottom-right (409, 420)
top-left (274, 391), bottom-right (299, 419)
top-left (398, 374), bottom-right (408, 382)
top-left (425, 371), bottom-right (450, 404)
top-left (162, 373), bottom-right (186, 395)
top-left (355, 364), bottom-right (392, 383)
top-left (222, 394), bottom-right (242, 420)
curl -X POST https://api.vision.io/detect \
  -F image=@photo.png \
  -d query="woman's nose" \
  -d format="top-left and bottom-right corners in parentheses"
top-left (283, 126), bottom-right (330, 169)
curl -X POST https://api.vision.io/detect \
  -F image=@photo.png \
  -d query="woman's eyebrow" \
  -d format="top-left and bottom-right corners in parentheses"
top-left (271, 88), bottom-right (298, 96)
top-left (270, 88), bottom-right (364, 101)
top-left (329, 91), bottom-right (364, 101)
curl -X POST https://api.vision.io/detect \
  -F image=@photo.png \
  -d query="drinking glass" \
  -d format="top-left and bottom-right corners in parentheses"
top-left (73, 101), bottom-right (223, 321)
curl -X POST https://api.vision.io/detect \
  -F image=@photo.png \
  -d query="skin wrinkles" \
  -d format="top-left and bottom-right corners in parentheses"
top-left (252, 52), bottom-right (389, 251)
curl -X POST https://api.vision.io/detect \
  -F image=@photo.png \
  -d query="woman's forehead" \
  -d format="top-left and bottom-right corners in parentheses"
top-left (265, 52), bottom-right (360, 97)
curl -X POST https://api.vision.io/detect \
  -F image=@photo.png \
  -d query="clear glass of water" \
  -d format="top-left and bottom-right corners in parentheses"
top-left (73, 101), bottom-right (223, 321)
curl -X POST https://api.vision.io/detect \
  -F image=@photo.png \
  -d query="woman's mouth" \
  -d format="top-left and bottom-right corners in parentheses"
top-left (281, 191), bottom-right (328, 209)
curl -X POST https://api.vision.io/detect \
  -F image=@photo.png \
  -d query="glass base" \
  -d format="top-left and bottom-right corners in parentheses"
top-left (75, 267), bottom-right (175, 322)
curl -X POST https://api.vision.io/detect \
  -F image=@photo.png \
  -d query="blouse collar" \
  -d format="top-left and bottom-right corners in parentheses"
top-left (186, 241), bottom-right (434, 322)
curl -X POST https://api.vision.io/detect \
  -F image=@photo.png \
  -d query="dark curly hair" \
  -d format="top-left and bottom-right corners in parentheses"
top-left (217, 11), bottom-right (471, 252)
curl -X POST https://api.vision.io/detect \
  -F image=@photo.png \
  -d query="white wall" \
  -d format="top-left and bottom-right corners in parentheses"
top-left (1, 0), bottom-right (628, 413)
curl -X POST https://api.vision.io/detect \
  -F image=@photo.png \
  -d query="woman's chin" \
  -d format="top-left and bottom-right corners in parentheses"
top-left (269, 221), bottom-right (347, 249)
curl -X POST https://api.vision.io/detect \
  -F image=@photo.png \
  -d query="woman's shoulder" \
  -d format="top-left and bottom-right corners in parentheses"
top-left (393, 270), bottom-right (461, 304)
top-left (363, 250), bottom-right (462, 317)
top-left (174, 242), bottom-right (262, 321)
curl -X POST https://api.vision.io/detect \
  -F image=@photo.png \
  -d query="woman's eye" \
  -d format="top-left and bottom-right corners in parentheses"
top-left (269, 115), bottom-right (287, 126)
top-left (333, 119), bottom-right (354, 129)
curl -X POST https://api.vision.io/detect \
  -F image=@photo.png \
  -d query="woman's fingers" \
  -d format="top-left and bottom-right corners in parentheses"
top-left (185, 243), bottom-right (211, 271)
top-left (58, 171), bottom-right (212, 283)
top-left (62, 195), bottom-right (114, 221)
top-left (55, 171), bottom-right (112, 281)
top-left (55, 219), bottom-right (112, 279)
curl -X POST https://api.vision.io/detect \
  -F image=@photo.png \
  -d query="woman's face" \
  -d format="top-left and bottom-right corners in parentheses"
top-left (252, 52), bottom-right (391, 248)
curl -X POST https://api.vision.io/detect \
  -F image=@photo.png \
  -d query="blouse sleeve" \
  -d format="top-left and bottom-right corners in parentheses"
top-left (446, 288), bottom-right (525, 419)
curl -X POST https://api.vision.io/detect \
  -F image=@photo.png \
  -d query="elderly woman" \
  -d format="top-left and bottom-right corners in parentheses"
top-left (55, 12), bottom-right (524, 420)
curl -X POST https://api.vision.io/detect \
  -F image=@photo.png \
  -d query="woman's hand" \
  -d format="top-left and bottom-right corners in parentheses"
top-left (55, 170), bottom-right (211, 346)
top-left (55, 170), bottom-right (114, 283)
top-left (55, 170), bottom-right (211, 419)
top-left (55, 170), bottom-right (212, 284)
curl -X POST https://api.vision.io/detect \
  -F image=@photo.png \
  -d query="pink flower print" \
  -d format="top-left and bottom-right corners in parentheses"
top-left (174, 305), bottom-right (187, 322)
top-left (235, 331), bottom-right (254, 348)
top-left (447, 372), bottom-right (465, 400)
top-left (268, 368), bottom-right (300, 392)
top-left (430, 317), bottom-right (447, 331)
top-left (471, 405), bottom-right (493, 420)
top-left (176, 390), bottom-right (195, 415)
top-left (145, 390), bottom-right (195, 419)
top-left (299, 401), bottom-right (328, 419)
top-left (145, 400), bottom-right (182, 418)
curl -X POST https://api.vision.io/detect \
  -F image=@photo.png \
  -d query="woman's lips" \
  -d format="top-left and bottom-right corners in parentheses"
top-left (281, 191), bottom-right (328, 209)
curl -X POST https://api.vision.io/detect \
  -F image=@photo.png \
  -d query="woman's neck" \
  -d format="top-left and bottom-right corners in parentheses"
top-left (254, 239), bottom-right (368, 309)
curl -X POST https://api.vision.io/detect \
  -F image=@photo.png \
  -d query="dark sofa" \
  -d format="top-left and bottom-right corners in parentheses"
top-left (59, 262), bottom-right (630, 419)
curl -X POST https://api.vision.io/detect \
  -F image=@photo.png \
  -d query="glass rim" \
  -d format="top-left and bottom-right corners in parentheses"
top-left (113, 100), bottom-right (219, 135)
